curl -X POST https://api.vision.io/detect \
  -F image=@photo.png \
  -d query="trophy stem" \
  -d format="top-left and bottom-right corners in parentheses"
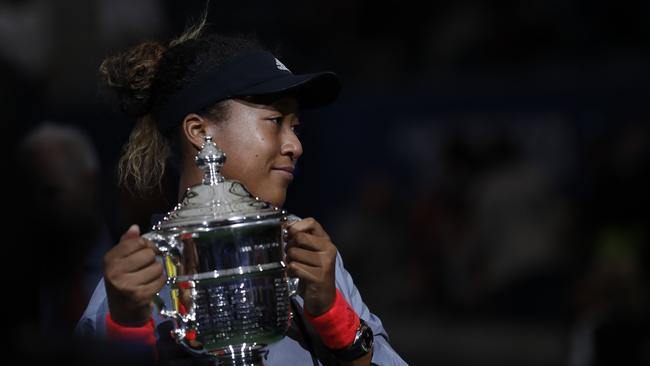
top-left (216, 348), bottom-right (265, 366)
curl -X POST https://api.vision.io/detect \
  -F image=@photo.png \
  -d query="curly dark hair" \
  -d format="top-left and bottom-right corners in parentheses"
top-left (99, 19), bottom-right (266, 194)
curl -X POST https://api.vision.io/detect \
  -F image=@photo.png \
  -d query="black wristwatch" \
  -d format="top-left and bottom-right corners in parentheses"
top-left (330, 318), bottom-right (374, 361)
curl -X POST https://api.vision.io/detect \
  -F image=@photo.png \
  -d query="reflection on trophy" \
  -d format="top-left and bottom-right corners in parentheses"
top-left (144, 135), bottom-right (297, 366)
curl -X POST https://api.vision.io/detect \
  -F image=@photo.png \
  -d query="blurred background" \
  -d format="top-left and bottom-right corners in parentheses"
top-left (5, 0), bottom-right (650, 365)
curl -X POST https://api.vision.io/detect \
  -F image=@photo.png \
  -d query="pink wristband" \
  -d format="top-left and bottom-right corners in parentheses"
top-left (304, 289), bottom-right (360, 349)
top-left (106, 313), bottom-right (157, 347)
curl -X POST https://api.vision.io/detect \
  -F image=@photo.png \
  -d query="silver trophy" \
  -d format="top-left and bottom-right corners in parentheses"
top-left (143, 135), bottom-right (298, 366)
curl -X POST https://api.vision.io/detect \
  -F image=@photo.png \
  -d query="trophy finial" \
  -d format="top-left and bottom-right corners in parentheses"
top-left (195, 135), bottom-right (226, 185)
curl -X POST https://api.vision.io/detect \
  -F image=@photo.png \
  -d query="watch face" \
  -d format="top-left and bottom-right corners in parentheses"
top-left (331, 319), bottom-right (375, 361)
top-left (360, 323), bottom-right (374, 352)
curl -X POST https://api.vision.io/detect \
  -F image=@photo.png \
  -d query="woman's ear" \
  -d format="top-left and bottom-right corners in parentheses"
top-left (181, 113), bottom-right (210, 150)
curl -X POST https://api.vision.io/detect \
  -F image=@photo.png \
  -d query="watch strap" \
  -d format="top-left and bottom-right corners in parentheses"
top-left (329, 318), bottom-right (374, 361)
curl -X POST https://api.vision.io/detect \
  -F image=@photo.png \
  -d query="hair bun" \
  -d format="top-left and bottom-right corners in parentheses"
top-left (99, 42), bottom-right (166, 118)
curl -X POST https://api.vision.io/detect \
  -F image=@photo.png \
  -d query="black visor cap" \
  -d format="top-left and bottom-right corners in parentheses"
top-left (156, 52), bottom-right (341, 132)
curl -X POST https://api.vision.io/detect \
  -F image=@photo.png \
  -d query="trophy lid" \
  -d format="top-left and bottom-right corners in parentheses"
top-left (154, 135), bottom-right (285, 231)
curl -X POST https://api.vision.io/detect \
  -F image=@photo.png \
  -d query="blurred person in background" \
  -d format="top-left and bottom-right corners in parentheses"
top-left (14, 122), bottom-right (113, 349)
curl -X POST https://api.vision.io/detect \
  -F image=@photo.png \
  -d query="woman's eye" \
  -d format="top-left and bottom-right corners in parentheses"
top-left (291, 124), bottom-right (302, 136)
top-left (269, 116), bottom-right (283, 125)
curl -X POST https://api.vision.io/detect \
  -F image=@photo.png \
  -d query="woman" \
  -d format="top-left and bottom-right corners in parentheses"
top-left (77, 21), bottom-right (406, 366)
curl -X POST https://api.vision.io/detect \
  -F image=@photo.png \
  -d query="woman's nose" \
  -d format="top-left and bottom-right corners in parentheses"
top-left (281, 132), bottom-right (303, 160)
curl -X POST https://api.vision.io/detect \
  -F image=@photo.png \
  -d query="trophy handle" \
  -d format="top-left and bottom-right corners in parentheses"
top-left (287, 277), bottom-right (300, 297)
top-left (152, 293), bottom-right (177, 319)
top-left (282, 216), bottom-right (301, 297)
top-left (142, 232), bottom-right (182, 319)
top-left (142, 231), bottom-right (180, 256)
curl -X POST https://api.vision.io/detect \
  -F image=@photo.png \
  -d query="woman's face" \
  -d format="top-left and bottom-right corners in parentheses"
top-left (208, 96), bottom-right (302, 207)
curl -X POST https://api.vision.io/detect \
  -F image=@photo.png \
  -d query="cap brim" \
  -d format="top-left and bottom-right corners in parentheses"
top-left (236, 72), bottom-right (341, 109)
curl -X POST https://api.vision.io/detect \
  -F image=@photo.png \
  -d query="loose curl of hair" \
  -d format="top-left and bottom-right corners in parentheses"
top-left (99, 17), bottom-right (264, 195)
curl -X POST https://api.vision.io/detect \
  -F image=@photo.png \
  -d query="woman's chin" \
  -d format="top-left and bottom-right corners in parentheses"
top-left (268, 191), bottom-right (286, 208)
top-left (269, 196), bottom-right (285, 208)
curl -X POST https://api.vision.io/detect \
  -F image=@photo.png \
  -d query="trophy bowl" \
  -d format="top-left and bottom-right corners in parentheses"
top-left (143, 136), bottom-right (298, 366)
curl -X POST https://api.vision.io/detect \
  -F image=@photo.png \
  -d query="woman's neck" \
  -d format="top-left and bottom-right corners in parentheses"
top-left (178, 159), bottom-right (203, 201)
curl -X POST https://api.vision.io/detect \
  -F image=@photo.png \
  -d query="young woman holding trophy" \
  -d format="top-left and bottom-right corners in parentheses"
top-left (76, 20), bottom-right (406, 366)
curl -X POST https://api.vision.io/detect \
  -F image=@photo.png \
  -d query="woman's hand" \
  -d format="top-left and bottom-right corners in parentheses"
top-left (103, 225), bottom-right (166, 325)
top-left (285, 217), bottom-right (338, 316)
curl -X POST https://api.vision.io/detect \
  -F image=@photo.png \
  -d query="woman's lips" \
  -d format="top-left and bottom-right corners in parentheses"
top-left (272, 166), bottom-right (295, 180)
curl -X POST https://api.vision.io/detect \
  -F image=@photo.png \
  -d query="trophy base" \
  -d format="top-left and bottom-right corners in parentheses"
top-left (215, 347), bottom-right (265, 366)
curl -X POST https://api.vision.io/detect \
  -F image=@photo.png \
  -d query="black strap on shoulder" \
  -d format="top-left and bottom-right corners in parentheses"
top-left (290, 298), bottom-right (319, 366)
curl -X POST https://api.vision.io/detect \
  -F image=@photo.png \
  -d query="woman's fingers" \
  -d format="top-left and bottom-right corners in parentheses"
top-left (287, 232), bottom-right (332, 251)
top-left (104, 236), bottom-right (150, 262)
top-left (287, 217), bottom-right (330, 239)
top-left (286, 260), bottom-right (320, 283)
top-left (115, 247), bottom-right (157, 273)
top-left (287, 259), bottom-right (337, 316)
top-left (138, 268), bottom-right (167, 295)
top-left (118, 271), bottom-right (166, 308)
top-left (109, 260), bottom-right (163, 289)
top-left (131, 260), bottom-right (165, 285)
top-left (286, 246), bottom-right (324, 267)
top-left (104, 224), bottom-right (164, 324)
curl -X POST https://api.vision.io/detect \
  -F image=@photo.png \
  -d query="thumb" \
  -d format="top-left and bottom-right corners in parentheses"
top-left (120, 224), bottom-right (141, 241)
